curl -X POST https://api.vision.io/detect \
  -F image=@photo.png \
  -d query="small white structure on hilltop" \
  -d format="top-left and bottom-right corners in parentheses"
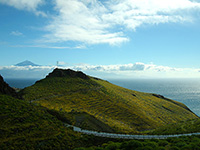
top-left (56, 61), bottom-right (59, 68)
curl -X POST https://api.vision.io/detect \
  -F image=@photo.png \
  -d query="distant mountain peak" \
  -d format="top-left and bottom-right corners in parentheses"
top-left (15, 60), bottom-right (39, 66)
top-left (46, 68), bottom-right (89, 79)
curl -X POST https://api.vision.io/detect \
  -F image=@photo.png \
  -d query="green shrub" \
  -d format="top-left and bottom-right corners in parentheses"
top-left (188, 143), bottom-right (200, 150)
top-left (169, 146), bottom-right (180, 150)
top-left (105, 143), bottom-right (119, 150)
top-left (158, 140), bottom-right (168, 147)
top-left (95, 147), bottom-right (103, 150)
top-left (182, 145), bottom-right (193, 150)
top-left (156, 146), bottom-right (165, 150)
top-left (74, 148), bottom-right (86, 150)
top-left (120, 140), bottom-right (143, 150)
top-left (144, 141), bottom-right (158, 148)
top-left (137, 146), bottom-right (153, 150)
top-left (174, 142), bottom-right (187, 148)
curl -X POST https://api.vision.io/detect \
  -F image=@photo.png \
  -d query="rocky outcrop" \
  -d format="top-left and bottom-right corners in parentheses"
top-left (0, 75), bottom-right (19, 98)
top-left (46, 68), bottom-right (89, 80)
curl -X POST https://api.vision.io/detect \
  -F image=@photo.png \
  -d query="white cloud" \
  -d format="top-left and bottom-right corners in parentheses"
top-left (57, 61), bottom-right (66, 66)
top-left (104, 0), bottom-right (200, 30)
top-left (0, 63), bottom-right (200, 79)
top-left (2, 0), bottom-right (200, 45)
top-left (42, 0), bottom-right (200, 45)
top-left (10, 44), bottom-right (86, 49)
top-left (0, 65), bottom-right (54, 79)
top-left (71, 62), bottom-right (200, 78)
top-left (71, 62), bottom-right (165, 72)
top-left (10, 31), bottom-right (23, 36)
top-left (43, 0), bottom-right (128, 45)
top-left (0, 0), bottom-right (46, 16)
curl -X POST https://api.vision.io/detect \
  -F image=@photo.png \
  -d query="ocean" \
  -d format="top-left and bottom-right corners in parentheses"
top-left (4, 78), bottom-right (40, 89)
top-left (5, 78), bottom-right (200, 117)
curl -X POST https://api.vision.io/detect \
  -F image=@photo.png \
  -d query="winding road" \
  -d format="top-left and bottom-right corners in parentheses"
top-left (64, 123), bottom-right (200, 140)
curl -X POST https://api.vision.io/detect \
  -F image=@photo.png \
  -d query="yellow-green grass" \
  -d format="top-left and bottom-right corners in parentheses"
top-left (0, 94), bottom-right (84, 150)
top-left (146, 118), bottom-right (200, 135)
top-left (21, 76), bottom-right (198, 134)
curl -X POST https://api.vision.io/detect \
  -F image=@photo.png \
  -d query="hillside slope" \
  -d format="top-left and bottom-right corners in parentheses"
top-left (0, 93), bottom-right (86, 150)
top-left (148, 118), bottom-right (200, 135)
top-left (21, 68), bottom-right (198, 133)
top-left (0, 74), bottom-right (88, 149)
top-left (0, 75), bottom-right (19, 98)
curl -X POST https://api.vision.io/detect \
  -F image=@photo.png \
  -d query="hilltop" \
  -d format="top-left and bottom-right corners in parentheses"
top-left (21, 68), bottom-right (199, 133)
top-left (46, 68), bottom-right (89, 79)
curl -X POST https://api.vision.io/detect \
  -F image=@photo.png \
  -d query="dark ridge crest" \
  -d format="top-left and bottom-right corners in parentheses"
top-left (0, 75), bottom-right (19, 98)
top-left (46, 68), bottom-right (89, 80)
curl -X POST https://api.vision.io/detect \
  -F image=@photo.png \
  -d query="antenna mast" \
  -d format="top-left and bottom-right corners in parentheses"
top-left (56, 61), bottom-right (59, 68)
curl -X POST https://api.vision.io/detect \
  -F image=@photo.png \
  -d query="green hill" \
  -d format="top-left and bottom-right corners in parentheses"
top-left (0, 74), bottom-right (84, 149)
top-left (147, 118), bottom-right (200, 135)
top-left (0, 73), bottom-right (113, 149)
top-left (20, 68), bottom-right (199, 133)
top-left (0, 94), bottom-right (86, 150)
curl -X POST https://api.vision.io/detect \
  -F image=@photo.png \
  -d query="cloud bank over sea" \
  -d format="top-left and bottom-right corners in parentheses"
top-left (0, 62), bottom-right (199, 79)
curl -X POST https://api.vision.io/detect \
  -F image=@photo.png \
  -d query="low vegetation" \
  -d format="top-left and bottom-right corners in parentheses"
top-left (21, 69), bottom-right (198, 133)
top-left (1, 69), bottom-right (200, 149)
top-left (147, 118), bottom-right (200, 135)
top-left (0, 94), bottom-right (86, 150)
top-left (74, 135), bottom-right (200, 150)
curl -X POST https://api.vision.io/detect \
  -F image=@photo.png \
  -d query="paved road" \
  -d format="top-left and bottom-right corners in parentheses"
top-left (64, 123), bottom-right (200, 139)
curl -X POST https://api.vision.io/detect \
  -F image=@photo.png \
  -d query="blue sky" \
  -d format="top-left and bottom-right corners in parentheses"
top-left (0, 0), bottom-right (200, 79)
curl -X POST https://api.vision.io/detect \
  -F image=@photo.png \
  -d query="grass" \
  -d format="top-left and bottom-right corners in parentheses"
top-left (2, 69), bottom-right (200, 150)
top-left (20, 74), bottom-right (198, 134)
top-left (0, 94), bottom-right (86, 150)
top-left (146, 118), bottom-right (200, 135)
top-left (74, 135), bottom-right (200, 150)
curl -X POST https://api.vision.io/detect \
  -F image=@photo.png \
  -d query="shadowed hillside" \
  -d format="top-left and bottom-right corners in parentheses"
top-left (0, 75), bottom-right (19, 98)
top-left (21, 68), bottom-right (199, 133)
top-left (0, 94), bottom-right (86, 149)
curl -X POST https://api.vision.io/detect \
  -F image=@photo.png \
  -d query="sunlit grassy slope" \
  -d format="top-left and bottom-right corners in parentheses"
top-left (147, 118), bottom-right (200, 135)
top-left (21, 69), bottom-right (198, 133)
top-left (0, 94), bottom-right (84, 150)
